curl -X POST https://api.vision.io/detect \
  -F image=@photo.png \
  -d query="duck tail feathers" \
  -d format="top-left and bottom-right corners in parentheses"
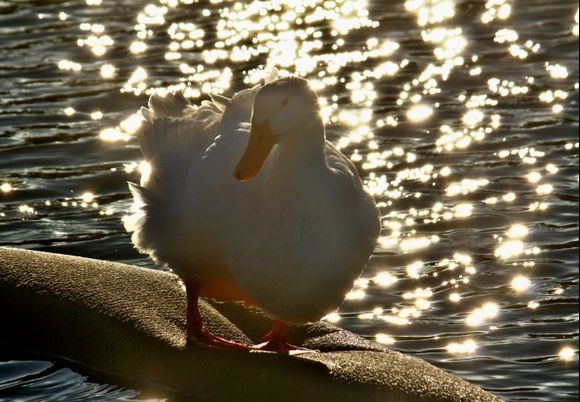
top-left (124, 181), bottom-right (162, 253)
top-left (147, 91), bottom-right (188, 118)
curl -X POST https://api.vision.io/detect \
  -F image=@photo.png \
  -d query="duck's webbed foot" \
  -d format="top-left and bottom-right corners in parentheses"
top-left (184, 279), bottom-right (250, 351)
top-left (188, 326), bottom-right (250, 351)
top-left (253, 321), bottom-right (317, 355)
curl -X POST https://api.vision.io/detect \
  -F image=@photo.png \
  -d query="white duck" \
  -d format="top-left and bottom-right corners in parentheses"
top-left (126, 75), bottom-right (380, 353)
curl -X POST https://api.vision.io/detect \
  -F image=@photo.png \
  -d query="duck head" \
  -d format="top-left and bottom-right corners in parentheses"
top-left (234, 77), bottom-right (322, 181)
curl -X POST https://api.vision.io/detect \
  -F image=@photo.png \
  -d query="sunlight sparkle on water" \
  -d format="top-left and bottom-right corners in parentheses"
top-left (406, 261), bottom-right (424, 279)
top-left (539, 89), bottom-right (568, 104)
top-left (482, 0), bottom-right (512, 24)
top-left (100, 112), bottom-right (144, 142)
top-left (122, 68), bottom-right (148, 96)
top-left (559, 347), bottom-right (576, 362)
top-left (100, 64), bottom-right (116, 79)
top-left (77, 34), bottom-right (114, 57)
top-left (484, 197), bottom-right (498, 205)
top-left (345, 289), bottom-right (366, 300)
top-left (407, 104), bottom-right (434, 122)
top-left (511, 275), bottom-right (531, 293)
top-left (0, 183), bottom-right (13, 193)
top-left (446, 179), bottom-right (489, 197)
top-left (405, 0), bottom-right (456, 26)
top-left (536, 184), bottom-right (553, 195)
top-left (463, 109), bottom-right (485, 127)
top-left (503, 192), bottom-right (516, 202)
top-left (494, 28), bottom-right (518, 44)
top-left (18, 205), bottom-right (35, 215)
top-left (449, 292), bottom-right (462, 303)
top-left (90, 111), bottom-right (103, 120)
top-left (507, 224), bottom-right (529, 239)
top-left (466, 302), bottom-right (499, 327)
top-left (130, 41), bottom-right (148, 54)
top-left (546, 164), bottom-right (559, 174)
top-left (526, 171), bottom-right (542, 184)
top-left (58, 60), bottom-right (82, 72)
top-left (322, 312), bottom-right (341, 323)
top-left (375, 333), bottom-right (396, 345)
top-left (447, 339), bottom-right (478, 354)
top-left (120, 114), bottom-right (144, 135)
top-left (400, 237), bottom-right (433, 252)
top-left (495, 240), bottom-right (524, 260)
top-left (100, 128), bottom-right (129, 142)
top-left (373, 272), bottom-right (398, 287)
top-left (81, 192), bottom-right (95, 203)
top-left (546, 63), bottom-right (569, 80)
top-left (454, 203), bottom-right (473, 218)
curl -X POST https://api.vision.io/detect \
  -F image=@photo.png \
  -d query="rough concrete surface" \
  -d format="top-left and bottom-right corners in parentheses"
top-left (0, 247), bottom-right (502, 402)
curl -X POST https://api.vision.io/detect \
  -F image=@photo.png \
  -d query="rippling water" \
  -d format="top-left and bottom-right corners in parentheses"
top-left (1, 0), bottom-right (578, 400)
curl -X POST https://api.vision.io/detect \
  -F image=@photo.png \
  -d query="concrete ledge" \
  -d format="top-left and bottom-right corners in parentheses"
top-left (0, 247), bottom-right (501, 402)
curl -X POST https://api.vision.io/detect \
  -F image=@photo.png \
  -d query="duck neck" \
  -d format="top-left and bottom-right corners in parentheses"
top-left (270, 117), bottom-right (326, 177)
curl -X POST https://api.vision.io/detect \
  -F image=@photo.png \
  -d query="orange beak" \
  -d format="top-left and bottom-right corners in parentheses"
top-left (234, 119), bottom-right (276, 181)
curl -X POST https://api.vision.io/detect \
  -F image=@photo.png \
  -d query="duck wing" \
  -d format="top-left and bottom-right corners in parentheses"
top-left (125, 87), bottom-right (258, 261)
top-left (325, 141), bottom-right (366, 189)
top-left (137, 92), bottom-right (222, 195)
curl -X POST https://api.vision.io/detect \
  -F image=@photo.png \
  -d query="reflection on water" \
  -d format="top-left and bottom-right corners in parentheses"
top-left (0, 358), bottom-right (141, 402)
top-left (0, 0), bottom-right (578, 400)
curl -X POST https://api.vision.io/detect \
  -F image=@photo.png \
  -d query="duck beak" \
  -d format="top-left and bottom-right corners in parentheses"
top-left (234, 118), bottom-right (276, 181)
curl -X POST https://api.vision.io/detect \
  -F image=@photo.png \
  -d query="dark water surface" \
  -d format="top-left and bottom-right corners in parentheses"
top-left (0, 0), bottom-right (578, 401)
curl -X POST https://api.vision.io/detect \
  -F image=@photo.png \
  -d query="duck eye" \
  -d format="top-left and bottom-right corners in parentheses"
top-left (281, 99), bottom-right (289, 107)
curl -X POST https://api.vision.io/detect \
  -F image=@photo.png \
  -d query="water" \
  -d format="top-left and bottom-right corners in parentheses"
top-left (0, 358), bottom-right (141, 402)
top-left (0, 0), bottom-right (578, 400)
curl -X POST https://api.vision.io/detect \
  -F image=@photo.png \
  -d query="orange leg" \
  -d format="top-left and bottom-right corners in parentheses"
top-left (184, 279), bottom-right (250, 351)
top-left (253, 321), bottom-right (316, 354)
